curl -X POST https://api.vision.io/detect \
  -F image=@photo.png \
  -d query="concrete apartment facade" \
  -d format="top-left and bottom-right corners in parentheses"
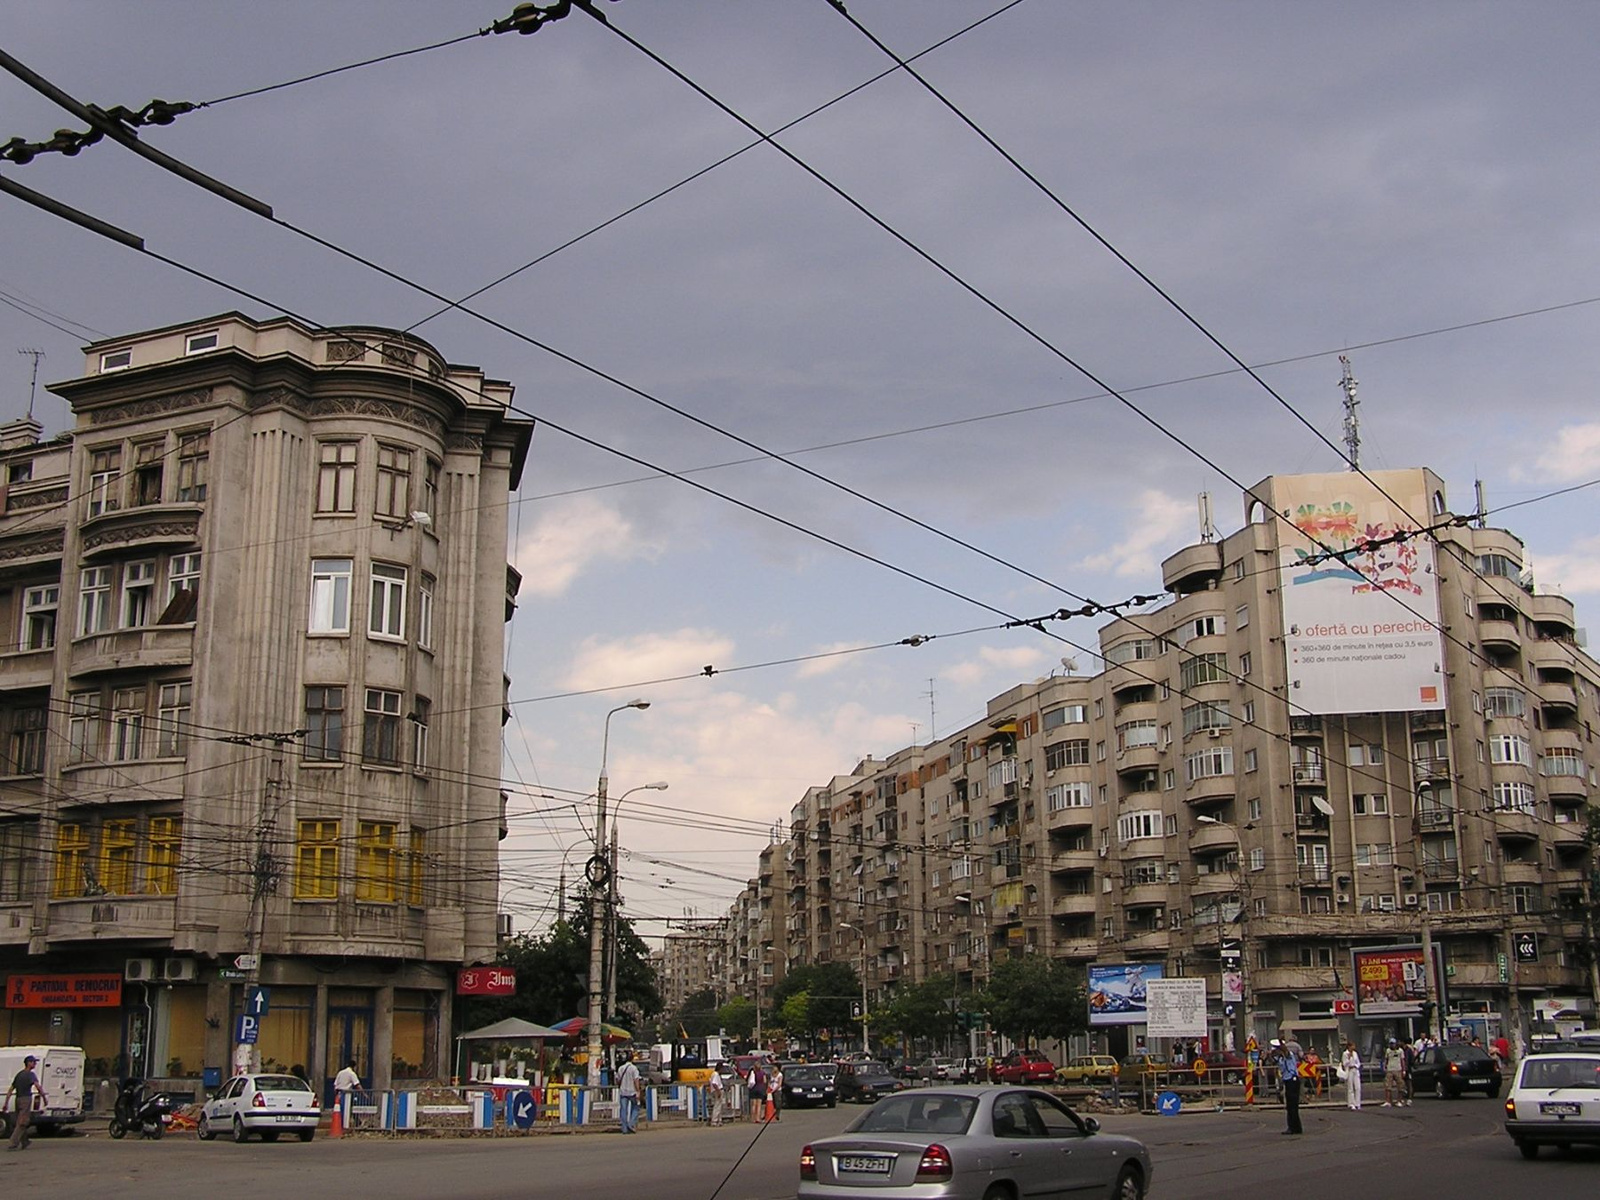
top-left (720, 468), bottom-right (1599, 1059)
top-left (0, 313), bottom-right (531, 1097)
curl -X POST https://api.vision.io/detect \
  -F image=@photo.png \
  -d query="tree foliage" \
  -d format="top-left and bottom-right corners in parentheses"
top-left (882, 972), bottom-right (961, 1049)
top-left (771, 961), bottom-right (861, 1039)
top-left (717, 996), bottom-right (757, 1040)
top-left (982, 955), bottom-right (1086, 1048)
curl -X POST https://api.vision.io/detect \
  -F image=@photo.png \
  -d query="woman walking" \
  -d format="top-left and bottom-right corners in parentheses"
top-left (1340, 1041), bottom-right (1363, 1110)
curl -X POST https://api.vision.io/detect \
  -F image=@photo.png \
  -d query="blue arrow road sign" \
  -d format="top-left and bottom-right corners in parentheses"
top-left (1156, 1091), bottom-right (1182, 1117)
top-left (235, 1014), bottom-right (259, 1044)
top-left (246, 986), bottom-right (270, 1016)
top-left (510, 1089), bottom-right (536, 1129)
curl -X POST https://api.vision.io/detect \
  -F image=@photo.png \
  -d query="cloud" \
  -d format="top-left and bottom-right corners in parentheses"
top-left (564, 629), bottom-right (736, 692)
top-left (1076, 490), bottom-right (1193, 580)
top-left (795, 641), bottom-right (870, 679)
top-left (1532, 537), bottom-right (1600, 595)
top-left (943, 645), bottom-right (1049, 688)
top-left (1518, 423), bottom-right (1600, 484)
top-left (511, 497), bottom-right (659, 598)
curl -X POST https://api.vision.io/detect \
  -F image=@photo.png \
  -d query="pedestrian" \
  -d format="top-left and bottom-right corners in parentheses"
top-left (748, 1063), bottom-right (766, 1123)
top-left (615, 1051), bottom-right (642, 1134)
top-left (1401, 1038), bottom-right (1416, 1106)
top-left (1381, 1039), bottom-right (1405, 1107)
top-left (766, 1064), bottom-right (783, 1123)
top-left (4, 1054), bottom-right (46, 1151)
top-left (334, 1058), bottom-right (361, 1128)
top-left (1279, 1039), bottom-right (1303, 1135)
top-left (1340, 1041), bottom-right (1363, 1111)
top-left (707, 1064), bottom-right (726, 1126)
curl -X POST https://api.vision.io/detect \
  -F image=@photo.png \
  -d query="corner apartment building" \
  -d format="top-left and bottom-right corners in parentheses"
top-left (730, 468), bottom-right (1598, 1057)
top-left (0, 313), bottom-right (530, 1095)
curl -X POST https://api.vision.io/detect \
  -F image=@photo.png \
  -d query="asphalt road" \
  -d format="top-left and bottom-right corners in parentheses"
top-left (3, 1094), bottom-right (1595, 1200)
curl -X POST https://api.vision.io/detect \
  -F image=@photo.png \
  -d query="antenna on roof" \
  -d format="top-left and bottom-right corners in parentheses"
top-left (1339, 354), bottom-right (1360, 470)
top-left (17, 348), bottom-right (44, 417)
top-left (1197, 491), bottom-right (1217, 543)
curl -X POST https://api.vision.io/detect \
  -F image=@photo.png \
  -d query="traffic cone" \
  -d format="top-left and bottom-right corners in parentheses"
top-left (330, 1098), bottom-right (344, 1138)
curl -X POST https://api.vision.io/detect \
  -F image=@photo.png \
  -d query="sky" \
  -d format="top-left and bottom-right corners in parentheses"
top-left (3, 2), bottom-right (1599, 944)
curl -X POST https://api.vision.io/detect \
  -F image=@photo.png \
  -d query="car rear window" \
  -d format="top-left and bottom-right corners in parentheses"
top-left (1441, 1046), bottom-right (1489, 1062)
top-left (255, 1075), bottom-right (312, 1092)
top-left (1521, 1057), bottom-right (1600, 1090)
top-left (854, 1094), bottom-right (977, 1135)
top-left (787, 1066), bottom-right (828, 1082)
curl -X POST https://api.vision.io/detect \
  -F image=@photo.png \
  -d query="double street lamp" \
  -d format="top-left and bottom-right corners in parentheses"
top-left (838, 922), bottom-right (871, 1056)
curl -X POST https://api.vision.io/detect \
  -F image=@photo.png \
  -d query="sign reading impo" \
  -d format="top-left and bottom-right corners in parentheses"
top-left (456, 967), bottom-right (516, 996)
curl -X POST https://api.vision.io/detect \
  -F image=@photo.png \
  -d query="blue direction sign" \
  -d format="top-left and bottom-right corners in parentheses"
top-left (235, 1014), bottom-right (260, 1045)
top-left (1156, 1091), bottom-right (1182, 1117)
top-left (246, 986), bottom-right (271, 1017)
top-left (509, 1089), bottom-right (536, 1129)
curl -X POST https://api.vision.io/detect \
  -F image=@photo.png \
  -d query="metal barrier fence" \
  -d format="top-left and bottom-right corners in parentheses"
top-left (336, 1082), bottom-right (739, 1133)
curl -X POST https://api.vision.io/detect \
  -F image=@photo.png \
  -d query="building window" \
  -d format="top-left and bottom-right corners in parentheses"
top-left (1236, 604), bottom-right (1250, 628)
top-left (21, 585), bottom-right (58, 650)
top-left (294, 819), bottom-right (340, 899)
top-left (363, 689), bottom-right (402, 766)
top-left (411, 699), bottom-right (430, 772)
top-left (356, 821), bottom-right (399, 902)
top-left (1043, 704), bottom-right (1086, 729)
top-left (99, 818), bottom-right (138, 894)
top-left (176, 431), bottom-right (209, 502)
top-left (165, 553), bottom-right (201, 615)
top-left (1182, 614), bottom-right (1225, 643)
top-left (156, 682), bottom-right (191, 757)
top-left (374, 445), bottom-right (412, 519)
top-left (1044, 739), bottom-right (1090, 770)
top-left (66, 691), bottom-right (101, 764)
top-left (99, 349), bottom-right (131, 372)
top-left (1541, 748), bottom-right (1585, 777)
top-left (0, 821), bottom-right (38, 902)
top-left (309, 558), bottom-right (352, 633)
top-left (185, 330), bottom-right (219, 355)
top-left (1248, 797), bottom-right (1262, 820)
top-left (86, 447), bottom-right (121, 518)
top-left (122, 560), bottom-right (156, 627)
top-left (1105, 638), bottom-right (1159, 664)
top-left (1182, 701), bottom-right (1231, 736)
top-left (418, 575), bottom-right (435, 651)
top-left (1239, 652), bottom-right (1252, 676)
top-left (1490, 782), bottom-right (1535, 814)
top-left (1243, 748), bottom-right (1258, 772)
top-left (369, 563), bottom-right (407, 639)
top-left (303, 686), bottom-right (344, 762)
top-left (422, 459), bottom-right (440, 522)
top-left (109, 686), bottom-right (146, 762)
top-left (7, 706), bottom-right (46, 775)
top-left (1117, 810), bottom-right (1163, 842)
top-left (1117, 719), bottom-right (1158, 750)
top-left (406, 827), bottom-right (427, 906)
top-left (52, 822), bottom-right (90, 898)
top-left (1179, 653), bottom-right (1229, 690)
top-left (1163, 769), bottom-right (1175, 790)
top-left (1489, 734), bottom-right (1532, 766)
top-left (1185, 746), bottom-right (1233, 783)
top-left (78, 566), bottom-right (114, 636)
top-left (1045, 782), bottom-right (1090, 811)
top-left (1242, 700), bottom-right (1255, 725)
top-left (1249, 847), bottom-right (1265, 871)
top-left (316, 441), bottom-right (358, 513)
top-left (131, 440), bottom-right (164, 506)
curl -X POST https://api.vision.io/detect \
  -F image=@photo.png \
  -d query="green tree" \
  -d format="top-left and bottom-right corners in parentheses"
top-left (717, 996), bottom-right (757, 1040)
top-left (779, 989), bottom-right (812, 1037)
top-left (675, 987), bottom-right (720, 1038)
top-left (983, 955), bottom-right (1086, 1050)
top-left (883, 972), bottom-right (961, 1052)
top-left (772, 961), bottom-right (861, 1044)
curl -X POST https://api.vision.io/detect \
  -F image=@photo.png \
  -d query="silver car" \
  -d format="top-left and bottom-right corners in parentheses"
top-left (799, 1086), bottom-right (1151, 1199)
top-left (199, 1073), bottom-right (321, 1143)
top-left (1504, 1051), bottom-right (1600, 1159)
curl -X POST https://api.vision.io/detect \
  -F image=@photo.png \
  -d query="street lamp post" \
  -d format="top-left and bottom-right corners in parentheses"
top-left (1194, 815), bottom-right (1249, 1051)
top-left (587, 700), bottom-right (650, 1093)
top-left (839, 922), bottom-right (870, 1056)
top-left (605, 781), bottom-right (669, 1021)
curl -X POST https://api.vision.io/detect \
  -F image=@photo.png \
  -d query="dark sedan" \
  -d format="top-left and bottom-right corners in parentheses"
top-left (783, 1063), bottom-right (839, 1109)
top-left (836, 1061), bottom-right (902, 1104)
top-left (1412, 1043), bottom-right (1502, 1098)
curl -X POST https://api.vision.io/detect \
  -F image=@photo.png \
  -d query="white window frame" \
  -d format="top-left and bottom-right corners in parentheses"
top-left (157, 682), bottom-right (191, 757)
top-left (309, 558), bottom-right (353, 634)
top-left (184, 330), bottom-right (219, 355)
top-left (167, 553), bottom-right (201, 607)
top-left (369, 562), bottom-right (407, 640)
top-left (21, 585), bottom-right (59, 650)
top-left (121, 559), bottom-right (156, 628)
top-left (78, 566), bottom-right (114, 636)
top-left (418, 574), bottom-right (435, 651)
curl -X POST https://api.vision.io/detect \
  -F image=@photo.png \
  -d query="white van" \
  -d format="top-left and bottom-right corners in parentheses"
top-left (0, 1045), bottom-right (87, 1136)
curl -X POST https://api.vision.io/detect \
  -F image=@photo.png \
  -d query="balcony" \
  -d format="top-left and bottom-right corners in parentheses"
top-left (1419, 859), bottom-right (1459, 881)
top-left (1162, 541), bottom-right (1223, 593)
top-left (1412, 756), bottom-right (1452, 782)
top-left (79, 503), bottom-right (202, 558)
top-left (1252, 966), bottom-right (1337, 994)
top-left (1049, 848), bottom-right (1097, 874)
top-left (1294, 812), bottom-right (1330, 833)
top-left (0, 646), bottom-right (55, 689)
top-left (1490, 811), bottom-right (1541, 841)
top-left (1046, 805), bottom-right (1094, 831)
top-left (1188, 823), bottom-right (1238, 853)
top-left (1290, 715), bottom-right (1324, 736)
top-left (1527, 638), bottom-right (1576, 673)
top-left (1537, 680), bottom-right (1578, 713)
top-left (68, 624), bottom-right (195, 675)
top-left (1051, 893), bottom-right (1096, 917)
top-left (1544, 772), bottom-right (1587, 801)
top-left (1501, 860), bottom-right (1543, 885)
top-left (1184, 775), bottom-right (1234, 806)
top-left (1190, 871), bottom-right (1238, 898)
top-left (1122, 881), bottom-right (1168, 908)
top-left (1115, 744), bottom-right (1160, 774)
top-left (1054, 936), bottom-right (1098, 960)
top-left (1417, 808), bottom-right (1455, 830)
top-left (0, 903), bottom-right (30, 946)
top-left (46, 895), bottom-right (176, 942)
top-left (1479, 619), bottom-right (1521, 653)
top-left (1552, 819), bottom-right (1589, 849)
top-left (1290, 763), bottom-right (1326, 785)
top-left (1296, 864), bottom-right (1332, 886)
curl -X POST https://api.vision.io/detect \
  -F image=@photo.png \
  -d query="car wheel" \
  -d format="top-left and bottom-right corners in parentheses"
top-left (1114, 1165), bottom-right (1146, 1200)
top-left (1519, 1141), bottom-right (1538, 1159)
top-left (232, 1116), bottom-right (249, 1144)
top-left (981, 1186), bottom-right (1013, 1200)
top-left (299, 1129), bottom-right (315, 1142)
top-left (108, 1119), bottom-right (126, 1140)
top-left (827, 1100), bottom-right (836, 1109)
top-left (198, 1114), bottom-right (215, 1141)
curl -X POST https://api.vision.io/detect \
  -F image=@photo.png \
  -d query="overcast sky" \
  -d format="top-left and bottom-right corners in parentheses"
top-left (3, 2), bottom-right (1598, 941)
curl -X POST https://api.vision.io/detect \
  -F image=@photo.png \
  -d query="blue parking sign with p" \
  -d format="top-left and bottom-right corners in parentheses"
top-left (236, 1014), bottom-right (259, 1044)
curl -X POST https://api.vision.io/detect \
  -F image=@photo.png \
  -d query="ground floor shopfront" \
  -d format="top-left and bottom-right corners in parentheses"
top-left (1, 956), bottom-right (455, 1101)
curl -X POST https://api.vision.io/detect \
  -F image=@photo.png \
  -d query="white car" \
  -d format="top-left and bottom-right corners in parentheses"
top-left (199, 1073), bottom-right (321, 1143)
top-left (1503, 1050), bottom-right (1600, 1159)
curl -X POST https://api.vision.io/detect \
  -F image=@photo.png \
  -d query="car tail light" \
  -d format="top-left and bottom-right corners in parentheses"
top-left (917, 1144), bottom-right (954, 1181)
top-left (799, 1146), bottom-right (817, 1181)
top-left (253, 1092), bottom-right (267, 1108)
top-left (309, 1096), bottom-right (320, 1109)
top-left (1449, 1063), bottom-right (1460, 1075)
top-left (1504, 1098), bottom-right (1516, 1119)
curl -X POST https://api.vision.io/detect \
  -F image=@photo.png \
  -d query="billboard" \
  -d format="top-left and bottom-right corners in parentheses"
top-left (1353, 946), bottom-right (1426, 1017)
top-left (1145, 977), bottom-right (1208, 1038)
top-left (1088, 962), bottom-right (1164, 1027)
top-left (1275, 470), bottom-right (1445, 715)
top-left (4, 973), bottom-right (123, 1008)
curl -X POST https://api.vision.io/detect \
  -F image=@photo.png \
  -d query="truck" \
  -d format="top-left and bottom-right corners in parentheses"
top-left (0, 1045), bottom-right (87, 1138)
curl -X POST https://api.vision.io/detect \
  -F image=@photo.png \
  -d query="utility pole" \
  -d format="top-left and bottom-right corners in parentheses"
top-left (235, 745), bottom-right (284, 1075)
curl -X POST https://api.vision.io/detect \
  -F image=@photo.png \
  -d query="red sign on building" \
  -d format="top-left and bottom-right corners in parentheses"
top-left (5, 973), bottom-right (124, 1008)
top-left (456, 967), bottom-right (516, 996)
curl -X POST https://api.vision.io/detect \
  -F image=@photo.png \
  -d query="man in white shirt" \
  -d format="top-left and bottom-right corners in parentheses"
top-left (333, 1059), bottom-right (361, 1127)
top-left (615, 1053), bottom-right (642, 1134)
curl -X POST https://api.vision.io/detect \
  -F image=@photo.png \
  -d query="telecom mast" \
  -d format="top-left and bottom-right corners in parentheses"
top-left (1339, 354), bottom-right (1360, 470)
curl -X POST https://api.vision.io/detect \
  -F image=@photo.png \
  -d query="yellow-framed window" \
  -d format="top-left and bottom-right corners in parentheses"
top-left (405, 827), bottom-right (426, 906)
top-left (356, 821), bottom-right (398, 902)
top-left (148, 816), bottom-right (181, 895)
top-left (99, 818), bottom-right (138, 894)
top-left (294, 819), bottom-right (340, 899)
top-left (52, 822), bottom-right (90, 898)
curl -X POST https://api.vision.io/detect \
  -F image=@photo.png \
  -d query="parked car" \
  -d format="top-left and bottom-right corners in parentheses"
top-left (836, 1060), bottom-right (903, 1104)
top-left (1411, 1043), bottom-right (1502, 1099)
top-left (799, 1086), bottom-right (1152, 1199)
top-left (1057, 1055), bottom-right (1121, 1085)
top-left (0, 1046), bottom-right (85, 1139)
top-left (1117, 1054), bottom-right (1171, 1079)
top-left (1193, 1050), bottom-right (1249, 1084)
top-left (910, 1057), bottom-right (954, 1081)
top-left (952, 1057), bottom-right (984, 1084)
top-left (781, 1062), bottom-right (840, 1108)
top-left (1503, 1050), bottom-right (1600, 1158)
top-left (198, 1073), bottom-right (320, 1143)
top-left (990, 1049), bottom-right (1056, 1086)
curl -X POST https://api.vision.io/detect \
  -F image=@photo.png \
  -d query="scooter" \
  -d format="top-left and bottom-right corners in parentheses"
top-left (107, 1079), bottom-right (173, 1140)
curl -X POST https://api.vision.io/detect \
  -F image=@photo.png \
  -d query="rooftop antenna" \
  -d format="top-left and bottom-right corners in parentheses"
top-left (1339, 354), bottom-right (1360, 470)
top-left (923, 677), bottom-right (938, 743)
top-left (17, 348), bottom-right (44, 417)
top-left (1473, 478), bottom-right (1487, 529)
top-left (1197, 491), bottom-right (1217, 543)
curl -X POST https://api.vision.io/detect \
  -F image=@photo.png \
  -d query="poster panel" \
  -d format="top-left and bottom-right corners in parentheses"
top-left (1088, 962), bottom-right (1164, 1027)
top-left (1145, 978), bottom-right (1208, 1039)
top-left (1275, 469), bottom-right (1445, 715)
top-left (1353, 946), bottom-right (1426, 1016)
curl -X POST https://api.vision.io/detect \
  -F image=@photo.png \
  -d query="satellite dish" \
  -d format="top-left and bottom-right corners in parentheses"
top-left (1060, 657), bottom-right (1079, 675)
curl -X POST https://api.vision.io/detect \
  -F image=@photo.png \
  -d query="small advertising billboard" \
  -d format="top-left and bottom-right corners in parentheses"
top-left (1145, 977), bottom-right (1208, 1039)
top-left (1088, 962), bottom-right (1164, 1027)
top-left (1352, 945), bottom-right (1425, 1016)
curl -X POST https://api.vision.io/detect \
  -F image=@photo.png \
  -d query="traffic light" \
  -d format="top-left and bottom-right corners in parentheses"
top-left (1420, 1000), bottom-right (1436, 1030)
top-left (850, 1000), bottom-right (863, 1020)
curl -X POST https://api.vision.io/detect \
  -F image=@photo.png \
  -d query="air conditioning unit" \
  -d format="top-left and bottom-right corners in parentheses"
top-left (1403, 894), bottom-right (1419, 907)
top-left (497, 913), bottom-right (513, 939)
top-left (124, 958), bottom-right (157, 982)
top-left (159, 958), bottom-right (197, 982)
top-left (1208, 729), bottom-right (1223, 739)
top-left (1336, 893), bottom-right (1351, 904)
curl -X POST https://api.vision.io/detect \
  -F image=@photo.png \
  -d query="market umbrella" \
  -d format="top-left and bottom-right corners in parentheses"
top-left (550, 1016), bottom-right (632, 1043)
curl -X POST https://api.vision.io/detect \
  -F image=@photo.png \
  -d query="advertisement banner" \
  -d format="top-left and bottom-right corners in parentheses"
top-left (1145, 978), bottom-right (1208, 1039)
top-left (1222, 971), bottom-right (1244, 1003)
top-left (456, 967), bottom-right (517, 996)
top-left (4, 973), bottom-right (123, 1008)
top-left (1088, 962), bottom-right (1164, 1027)
top-left (1353, 946), bottom-right (1426, 1016)
top-left (1275, 469), bottom-right (1445, 715)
